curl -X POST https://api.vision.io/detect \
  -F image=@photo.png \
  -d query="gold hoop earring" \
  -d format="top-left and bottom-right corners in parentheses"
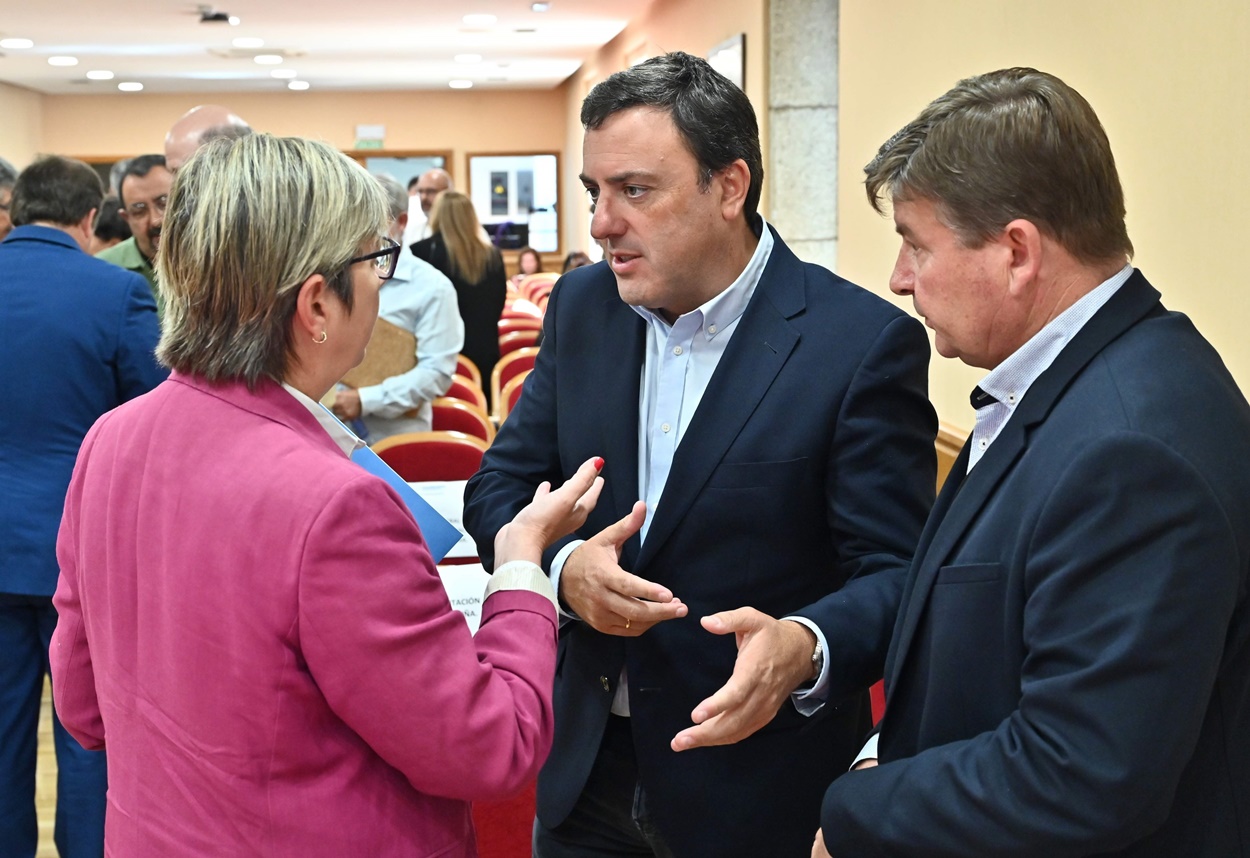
top-left (314, 331), bottom-right (327, 344)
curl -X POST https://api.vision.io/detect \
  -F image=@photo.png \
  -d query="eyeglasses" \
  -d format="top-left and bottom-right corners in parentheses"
top-left (348, 238), bottom-right (401, 281)
top-left (124, 195), bottom-right (168, 219)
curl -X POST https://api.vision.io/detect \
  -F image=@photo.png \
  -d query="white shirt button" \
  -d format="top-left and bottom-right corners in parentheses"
top-left (662, 423), bottom-right (671, 433)
top-left (673, 346), bottom-right (683, 356)
top-left (708, 324), bottom-right (718, 334)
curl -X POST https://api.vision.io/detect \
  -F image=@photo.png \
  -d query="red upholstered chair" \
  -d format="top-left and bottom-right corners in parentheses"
top-left (497, 316), bottom-right (544, 337)
top-left (369, 431), bottom-right (489, 482)
top-left (497, 370), bottom-right (531, 425)
top-left (490, 348), bottom-right (539, 423)
top-left (444, 374), bottom-right (489, 415)
top-left (527, 281), bottom-right (554, 306)
top-left (518, 272), bottom-right (557, 300)
top-left (498, 330), bottom-right (540, 357)
top-left (501, 300), bottom-right (543, 320)
top-left (455, 354), bottom-right (483, 390)
top-left (430, 398), bottom-right (495, 444)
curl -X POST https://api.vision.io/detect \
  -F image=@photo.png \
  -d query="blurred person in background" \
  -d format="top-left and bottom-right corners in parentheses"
top-left (51, 133), bottom-right (611, 857)
top-left (0, 155), bottom-right (17, 240)
top-left (95, 154), bottom-right (172, 313)
top-left (413, 190), bottom-right (508, 406)
top-left (1, 154), bottom-right (165, 858)
top-left (510, 245), bottom-right (545, 288)
top-left (89, 196), bottom-right (131, 254)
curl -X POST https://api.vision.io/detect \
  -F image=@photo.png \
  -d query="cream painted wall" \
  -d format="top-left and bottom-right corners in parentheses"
top-left (560, 0), bottom-right (769, 257)
top-left (839, 0), bottom-right (1250, 432)
top-left (0, 82), bottom-right (44, 168)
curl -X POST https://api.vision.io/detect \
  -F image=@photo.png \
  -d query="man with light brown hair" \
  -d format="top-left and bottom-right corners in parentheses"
top-left (814, 67), bottom-right (1250, 858)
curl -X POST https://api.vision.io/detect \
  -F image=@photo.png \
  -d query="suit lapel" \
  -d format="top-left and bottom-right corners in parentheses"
top-left (885, 272), bottom-right (1164, 690)
top-left (635, 230), bottom-right (804, 570)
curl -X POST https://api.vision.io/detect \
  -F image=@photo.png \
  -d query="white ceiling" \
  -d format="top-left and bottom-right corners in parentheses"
top-left (0, 0), bottom-right (652, 95)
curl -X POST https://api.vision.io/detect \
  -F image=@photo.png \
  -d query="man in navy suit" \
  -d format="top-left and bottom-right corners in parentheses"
top-left (464, 52), bottom-right (937, 858)
top-left (0, 156), bottom-right (166, 857)
top-left (814, 68), bottom-right (1250, 857)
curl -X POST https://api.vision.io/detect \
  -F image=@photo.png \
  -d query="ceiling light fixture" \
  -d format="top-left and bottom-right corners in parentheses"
top-left (0, 38), bottom-right (34, 49)
top-left (270, 69), bottom-right (297, 79)
top-left (48, 56), bottom-right (79, 67)
top-left (287, 80), bottom-right (310, 91)
top-left (253, 54), bottom-right (283, 65)
top-left (85, 70), bottom-right (115, 80)
top-left (117, 81), bottom-right (144, 92)
top-left (455, 53), bottom-right (483, 63)
top-left (232, 37), bottom-right (264, 48)
top-left (532, 2), bottom-right (551, 10)
top-left (462, 14), bottom-right (497, 27)
top-left (449, 79), bottom-right (473, 89)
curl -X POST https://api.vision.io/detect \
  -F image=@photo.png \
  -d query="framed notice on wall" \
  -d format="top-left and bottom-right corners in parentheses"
top-left (708, 33), bottom-right (746, 91)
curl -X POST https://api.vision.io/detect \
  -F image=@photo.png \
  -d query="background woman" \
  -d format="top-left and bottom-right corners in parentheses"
top-left (412, 191), bottom-right (507, 405)
top-left (509, 244), bottom-right (544, 288)
top-left (51, 134), bottom-right (615, 857)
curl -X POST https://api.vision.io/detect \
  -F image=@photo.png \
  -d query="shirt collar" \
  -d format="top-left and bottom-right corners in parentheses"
top-left (977, 263), bottom-right (1134, 408)
top-left (631, 215), bottom-right (774, 338)
top-left (384, 244), bottom-right (419, 289)
top-left (281, 383), bottom-right (368, 457)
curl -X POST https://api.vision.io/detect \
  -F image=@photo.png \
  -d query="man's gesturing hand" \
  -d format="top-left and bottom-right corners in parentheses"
top-left (560, 500), bottom-right (687, 635)
top-left (671, 608), bottom-right (816, 750)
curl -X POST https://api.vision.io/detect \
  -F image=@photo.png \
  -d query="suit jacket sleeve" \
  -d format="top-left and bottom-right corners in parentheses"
top-left (113, 271), bottom-right (168, 401)
top-left (298, 472), bottom-right (558, 802)
top-left (821, 433), bottom-right (1242, 856)
top-left (792, 313), bottom-right (937, 698)
top-left (464, 276), bottom-right (574, 572)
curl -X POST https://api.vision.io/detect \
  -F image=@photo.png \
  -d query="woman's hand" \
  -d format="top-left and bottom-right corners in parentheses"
top-left (494, 457), bottom-right (606, 566)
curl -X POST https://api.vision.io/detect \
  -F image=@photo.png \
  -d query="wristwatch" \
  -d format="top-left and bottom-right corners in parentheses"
top-left (810, 636), bottom-right (824, 681)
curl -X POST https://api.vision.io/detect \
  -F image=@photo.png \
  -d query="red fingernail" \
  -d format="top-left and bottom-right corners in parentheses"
top-left (594, 457), bottom-right (605, 470)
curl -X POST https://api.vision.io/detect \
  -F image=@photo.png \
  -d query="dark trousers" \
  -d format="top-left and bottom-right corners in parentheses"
top-left (532, 715), bottom-right (676, 858)
top-left (0, 594), bottom-right (107, 858)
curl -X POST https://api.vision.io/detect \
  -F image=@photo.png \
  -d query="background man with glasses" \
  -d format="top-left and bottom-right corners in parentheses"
top-left (331, 175), bottom-right (463, 442)
top-left (96, 154), bottom-right (172, 316)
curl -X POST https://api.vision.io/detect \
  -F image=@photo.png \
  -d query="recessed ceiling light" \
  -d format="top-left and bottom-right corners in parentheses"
top-left (85, 70), bottom-right (115, 81)
top-left (0, 38), bottom-right (34, 50)
top-left (228, 15), bottom-right (241, 25)
top-left (270, 69), bottom-right (297, 79)
top-left (48, 56), bottom-right (79, 67)
top-left (455, 53), bottom-right (483, 63)
top-left (449, 79), bottom-right (474, 89)
top-left (253, 54), bottom-right (283, 65)
top-left (532, 2), bottom-right (551, 10)
top-left (462, 14), bottom-right (497, 26)
top-left (287, 80), bottom-right (310, 91)
top-left (232, 37), bottom-right (264, 48)
top-left (117, 81), bottom-right (144, 92)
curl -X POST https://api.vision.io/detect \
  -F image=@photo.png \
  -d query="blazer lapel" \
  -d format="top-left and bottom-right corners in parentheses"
top-left (634, 230), bottom-right (804, 570)
top-left (885, 271), bottom-right (1164, 690)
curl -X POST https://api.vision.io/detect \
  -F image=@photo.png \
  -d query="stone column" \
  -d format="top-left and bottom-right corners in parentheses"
top-left (767, 0), bottom-right (839, 271)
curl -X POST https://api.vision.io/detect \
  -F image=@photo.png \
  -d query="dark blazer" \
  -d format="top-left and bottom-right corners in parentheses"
top-left (0, 225), bottom-right (166, 597)
top-left (411, 232), bottom-right (506, 397)
top-left (821, 271), bottom-right (1250, 857)
top-left (464, 228), bottom-right (937, 858)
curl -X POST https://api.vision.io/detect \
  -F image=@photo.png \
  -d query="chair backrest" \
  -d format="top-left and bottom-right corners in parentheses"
top-left (502, 300), bottom-right (543, 320)
top-left (443, 374), bottom-right (488, 414)
top-left (498, 330), bottom-right (540, 357)
top-left (430, 397), bottom-right (495, 443)
top-left (455, 354), bottom-right (482, 389)
top-left (518, 272), bottom-right (558, 300)
top-left (527, 281), bottom-right (555, 305)
top-left (498, 370), bottom-right (532, 424)
top-left (370, 431), bottom-right (490, 482)
top-left (490, 348), bottom-right (539, 423)
top-left (497, 316), bottom-right (544, 336)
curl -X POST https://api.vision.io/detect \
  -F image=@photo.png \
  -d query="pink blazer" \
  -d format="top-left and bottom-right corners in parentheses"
top-left (52, 372), bottom-right (556, 857)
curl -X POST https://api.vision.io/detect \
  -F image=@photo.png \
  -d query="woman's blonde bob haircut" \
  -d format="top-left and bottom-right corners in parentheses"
top-left (156, 133), bottom-right (388, 387)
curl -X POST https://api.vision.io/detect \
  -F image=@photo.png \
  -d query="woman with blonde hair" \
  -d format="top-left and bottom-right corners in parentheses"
top-left (413, 190), bottom-right (507, 404)
top-left (51, 134), bottom-right (614, 857)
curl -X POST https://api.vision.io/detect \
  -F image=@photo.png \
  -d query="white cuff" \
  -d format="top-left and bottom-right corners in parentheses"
top-left (485, 560), bottom-right (557, 615)
top-left (850, 733), bottom-right (879, 770)
top-left (549, 539), bottom-right (585, 621)
top-left (783, 616), bottom-right (830, 716)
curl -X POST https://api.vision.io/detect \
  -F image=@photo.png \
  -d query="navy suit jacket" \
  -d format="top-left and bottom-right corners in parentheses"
top-left (464, 228), bottom-right (937, 857)
top-left (0, 225), bottom-right (166, 596)
top-left (822, 271), bottom-right (1250, 857)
